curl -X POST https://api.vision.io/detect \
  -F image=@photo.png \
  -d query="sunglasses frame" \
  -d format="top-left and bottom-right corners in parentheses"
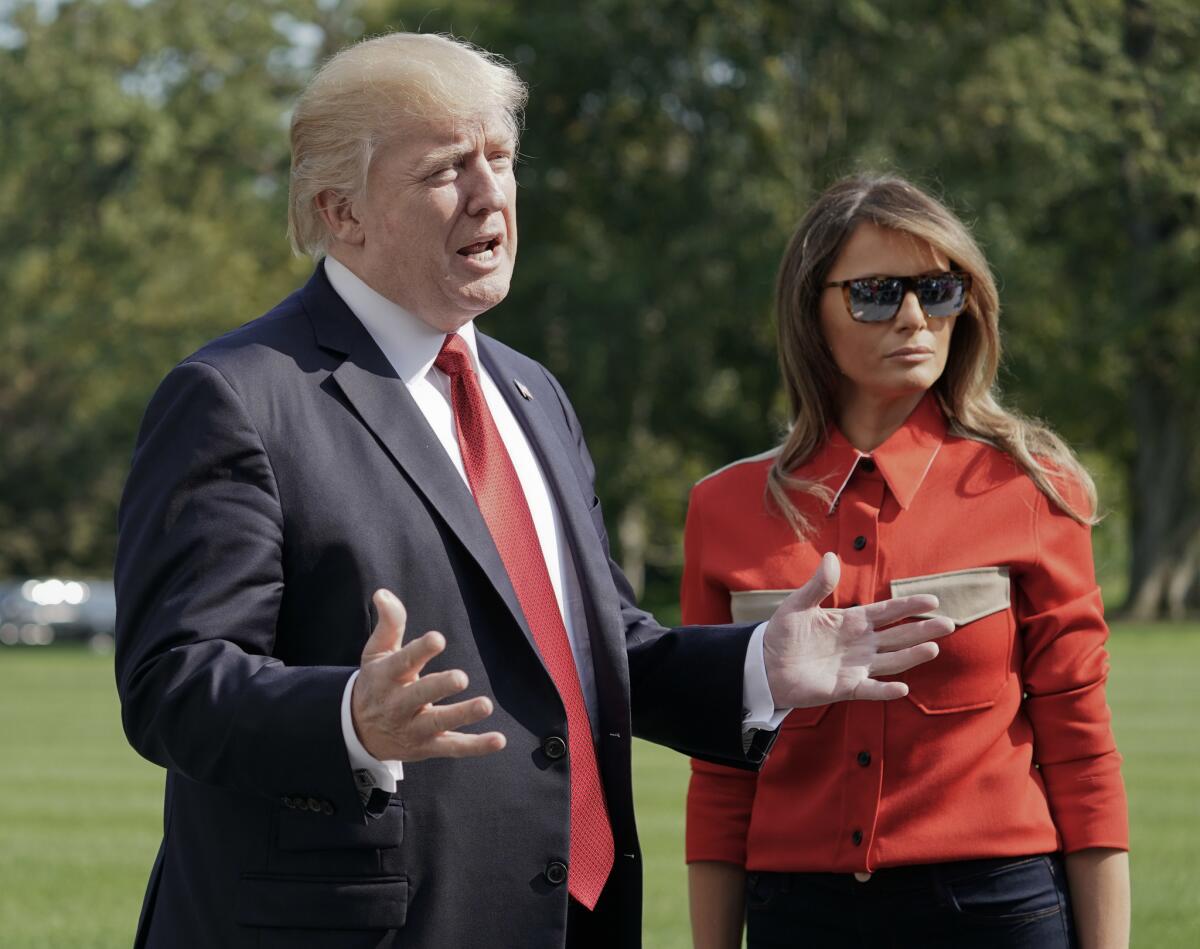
top-left (824, 271), bottom-right (973, 323)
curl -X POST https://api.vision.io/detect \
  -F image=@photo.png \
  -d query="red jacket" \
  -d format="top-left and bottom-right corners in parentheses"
top-left (684, 395), bottom-right (1128, 872)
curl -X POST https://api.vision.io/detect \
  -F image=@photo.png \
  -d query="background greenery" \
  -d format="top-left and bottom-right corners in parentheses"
top-left (1, 0), bottom-right (1198, 617)
top-left (0, 627), bottom-right (1196, 948)
top-left (1, 1), bottom-right (1197, 945)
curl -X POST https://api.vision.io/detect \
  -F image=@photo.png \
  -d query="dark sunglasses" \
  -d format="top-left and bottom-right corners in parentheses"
top-left (824, 271), bottom-right (972, 323)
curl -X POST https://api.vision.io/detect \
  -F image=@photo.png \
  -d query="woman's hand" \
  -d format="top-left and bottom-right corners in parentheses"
top-left (1065, 848), bottom-right (1130, 949)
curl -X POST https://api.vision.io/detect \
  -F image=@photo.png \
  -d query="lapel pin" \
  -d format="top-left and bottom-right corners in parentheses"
top-left (514, 379), bottom-right (533, 401)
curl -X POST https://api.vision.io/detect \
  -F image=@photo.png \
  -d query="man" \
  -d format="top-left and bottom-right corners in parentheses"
top-left (115, 33), bottom-right (951, 949)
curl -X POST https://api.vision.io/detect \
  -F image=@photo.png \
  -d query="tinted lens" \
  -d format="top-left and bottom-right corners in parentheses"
top-left (916, 273), bottom-right (968, 318)
top-left (847, 277), bottom-right (905, 323)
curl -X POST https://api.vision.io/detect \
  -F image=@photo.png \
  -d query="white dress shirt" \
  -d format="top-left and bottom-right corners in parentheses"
top-left (324, 256), bottom-right (780, 795)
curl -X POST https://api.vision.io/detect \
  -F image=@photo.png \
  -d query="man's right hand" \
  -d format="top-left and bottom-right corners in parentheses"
top-left (351, 589), bottom-right (507, 762)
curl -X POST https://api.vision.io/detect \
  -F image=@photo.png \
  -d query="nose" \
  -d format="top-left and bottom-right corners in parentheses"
top-left (465, 159), bottom-right (508, 216)
top-left (893, 289), bottom-right (927, 331)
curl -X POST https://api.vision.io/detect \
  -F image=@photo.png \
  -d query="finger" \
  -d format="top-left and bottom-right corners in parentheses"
top-left (778, 551), bottom-right (841, 613)
top-left (376, 630), bottom-right (447, 682)
top-left (850, 678), bottom-right (910, 701)
top-left (868, 641), bottom-right (940, 677)
top-left (859, 592), bottom-right (939, 629)
top-left (875, 616), bottom-right (956, 652)
top-left (411, 695), bottom-right (495, 740)
top-left (425, 730), bottom-right (508, 758)
top-left (397, 668), bottom-right (472, 710)
top-left (362, 589), bottom-right (408, 660)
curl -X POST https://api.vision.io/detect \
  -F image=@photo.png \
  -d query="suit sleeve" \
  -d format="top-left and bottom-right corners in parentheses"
top-left (682, 480), bottom-right (760, 866)
top-left (1017, 482), bottom-right (1129, 852)
top-left (537, 366), bottom-right (756, 767)
top-left (114, 359), bottom-right (364, 820)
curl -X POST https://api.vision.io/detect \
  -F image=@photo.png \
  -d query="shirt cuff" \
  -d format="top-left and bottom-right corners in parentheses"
top-left (341, 670), bottom-right (404, 800)
top-left (742, 621), bottom-right (788, 732)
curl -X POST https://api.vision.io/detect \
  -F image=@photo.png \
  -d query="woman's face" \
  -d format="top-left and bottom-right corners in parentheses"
top-left (819, 222), bottom-right (959, 408)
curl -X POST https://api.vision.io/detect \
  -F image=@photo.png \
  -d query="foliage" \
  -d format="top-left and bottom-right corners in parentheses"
top-left (1, 0), bottom-right (1197, 615)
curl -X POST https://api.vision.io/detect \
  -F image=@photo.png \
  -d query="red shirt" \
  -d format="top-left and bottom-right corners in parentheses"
top-left (684, 395), bottom-right (1128, 872)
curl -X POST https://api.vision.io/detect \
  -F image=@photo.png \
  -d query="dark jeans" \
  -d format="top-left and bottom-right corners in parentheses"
top-left (746, 854), bottom-right (1076, 949)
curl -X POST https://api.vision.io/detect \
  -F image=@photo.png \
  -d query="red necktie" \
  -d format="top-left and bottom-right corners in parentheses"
top-left (435, 334), bottom-right (614, 909)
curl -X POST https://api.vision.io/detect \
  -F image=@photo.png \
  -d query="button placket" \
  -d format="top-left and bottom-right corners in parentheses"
top-left (835, 471), bottom-right (885, 869)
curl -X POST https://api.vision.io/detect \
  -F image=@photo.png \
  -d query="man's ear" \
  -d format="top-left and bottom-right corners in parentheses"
top-left (315, 190), bottom-right (365, 246)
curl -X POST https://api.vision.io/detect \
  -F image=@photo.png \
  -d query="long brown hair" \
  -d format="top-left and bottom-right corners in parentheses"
top-left (768, 173), bottom-right (1097, 535)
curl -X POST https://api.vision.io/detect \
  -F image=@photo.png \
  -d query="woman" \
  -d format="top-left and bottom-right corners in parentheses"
top-left (683, 174), bottom-right (1129, 949)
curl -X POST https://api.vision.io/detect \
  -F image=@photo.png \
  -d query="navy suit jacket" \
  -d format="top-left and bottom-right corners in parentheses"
top-left (115, 263), bottom-right (767, 949)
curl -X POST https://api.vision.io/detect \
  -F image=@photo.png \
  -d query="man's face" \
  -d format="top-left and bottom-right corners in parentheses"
top-left (353, 113), bottom-right (518, 331)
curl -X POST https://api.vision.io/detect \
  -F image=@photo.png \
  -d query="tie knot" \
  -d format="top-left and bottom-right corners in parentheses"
top-left (435, 334), bottom-right (473, 378)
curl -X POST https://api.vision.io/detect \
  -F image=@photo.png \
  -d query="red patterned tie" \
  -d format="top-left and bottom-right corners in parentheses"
top-left (435, 334), bottom-right (614, 909)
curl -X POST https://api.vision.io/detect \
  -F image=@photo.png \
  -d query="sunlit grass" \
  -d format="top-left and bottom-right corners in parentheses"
top-left (0, 623), bottom-right (1195, 947)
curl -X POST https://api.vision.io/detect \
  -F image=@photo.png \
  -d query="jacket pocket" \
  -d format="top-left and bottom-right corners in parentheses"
top-left (888, 566), bottom-right (1013, 713)
top-left (277, 800), bottom-right (403, 851)
top-left (236, 874), bottom-right (408, 930)
top-left (729, 589), bottom-right (790, 624)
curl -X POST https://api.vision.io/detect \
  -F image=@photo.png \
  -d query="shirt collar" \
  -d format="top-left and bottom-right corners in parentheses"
top-left (814, 393), bottom-right (948, 514)
top-left (323, 254), bottom-right (481, 386)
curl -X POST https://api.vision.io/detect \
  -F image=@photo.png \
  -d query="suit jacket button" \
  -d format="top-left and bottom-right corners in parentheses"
top-left (282, 796), bottom-right (296, 809)
top-left (543, 736), bottom-right (567, 760)
top-left (321, 801), bottom-right (335, 816)
top-left (545, 861), bottom-right (568, 885)
top-left (307, 797), bottom-right (322, 812)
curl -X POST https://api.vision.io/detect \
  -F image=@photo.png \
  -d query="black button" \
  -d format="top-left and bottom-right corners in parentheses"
top-left (543, 736), bottom-right (567, 760)
top-left (859, 457), bottom-right (877, 473)
top-left (853, 535), bottom-right (867, 551)
top-left (857, 751), bottom-right (871, 767)
top-left (851, 829), bottom-right (864, 846)
top-left (545, 861), bottom-right (568, 885)
top-left (282, 796), bottom-right (296, 809)
top-left (307, 797), bottom-right (322, 812)
top-left (321, 801), bottom-right (335, 816)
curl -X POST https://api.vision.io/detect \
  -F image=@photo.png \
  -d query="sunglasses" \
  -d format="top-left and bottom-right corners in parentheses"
top-left (825, 271), bottom-right (972, 323)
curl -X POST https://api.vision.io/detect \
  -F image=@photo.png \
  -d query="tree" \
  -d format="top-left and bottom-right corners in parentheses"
top-left (0, 0), bottom-right (356, 574)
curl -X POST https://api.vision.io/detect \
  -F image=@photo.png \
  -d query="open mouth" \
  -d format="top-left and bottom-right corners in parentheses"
top-left (457, 237), bottom-right (501, 262)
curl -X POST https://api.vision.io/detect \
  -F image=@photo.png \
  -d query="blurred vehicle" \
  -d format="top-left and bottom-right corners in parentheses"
top-left (0, 577), bottom-right (116, 650)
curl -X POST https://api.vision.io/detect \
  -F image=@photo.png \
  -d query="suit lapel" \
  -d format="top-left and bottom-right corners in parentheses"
top-left (300, 267), bottom-right (535, 651)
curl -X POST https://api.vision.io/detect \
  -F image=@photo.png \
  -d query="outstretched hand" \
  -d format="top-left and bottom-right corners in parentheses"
top-left (350, 590), bottom-right (506, 763)
top-left (763, 553), bottom-right (955, 710)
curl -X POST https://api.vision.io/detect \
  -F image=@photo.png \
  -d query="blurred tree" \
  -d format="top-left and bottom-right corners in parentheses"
top-left (0, 0), bottom-right (357, 574)
top-left (1, 0), bottom-right (1196, 619)
top-left (888, 0), bottom-right (1200, 618)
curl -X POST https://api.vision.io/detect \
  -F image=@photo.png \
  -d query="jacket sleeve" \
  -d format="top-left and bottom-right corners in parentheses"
top-left (114, 359), bottom-right (364, 821)
top-left (1017, 481), bottom-right (1129, 852)
top-left (683, 479), bottom-right (760, 866)
top-left (537, 365), bottom-right (756, 767)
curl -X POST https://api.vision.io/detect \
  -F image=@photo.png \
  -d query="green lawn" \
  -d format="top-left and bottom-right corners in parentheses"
top-left (1, 624), bottom-right (1196, 948)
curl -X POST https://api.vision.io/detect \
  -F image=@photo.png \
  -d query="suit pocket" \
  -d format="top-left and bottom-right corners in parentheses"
top-left (236, 874), bottom-right (408, 930)
top-left (889, 567), bottom-right (1013, 713)
top-left (277, 800), bottom-right (404, 851)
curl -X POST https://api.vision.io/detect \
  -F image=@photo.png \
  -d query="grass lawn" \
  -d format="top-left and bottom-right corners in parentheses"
top-left (1, 623), bottom-right (1196, 947)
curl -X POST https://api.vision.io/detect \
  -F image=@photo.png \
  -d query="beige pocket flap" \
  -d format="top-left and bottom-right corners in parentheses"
top-left (889, 566), bottom-right (1010, 626)
top-left (729, 589), bottom-right (792, 624)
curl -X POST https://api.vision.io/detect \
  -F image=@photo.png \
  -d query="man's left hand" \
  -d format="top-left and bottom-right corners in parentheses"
top-left (763, 552), bottom-right (955, 710)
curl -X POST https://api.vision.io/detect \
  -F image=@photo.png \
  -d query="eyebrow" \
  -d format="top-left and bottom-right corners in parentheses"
top-left (414, 146), bottom-right (467, 176)
top-left (414, 136), bottom-right (518, 177)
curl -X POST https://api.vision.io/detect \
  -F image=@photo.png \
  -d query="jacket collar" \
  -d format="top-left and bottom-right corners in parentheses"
top-left (810, 393), bottom-right (947, 514)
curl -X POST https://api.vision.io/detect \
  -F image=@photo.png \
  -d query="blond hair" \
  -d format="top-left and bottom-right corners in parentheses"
top-left (768, 173), bottom-right (1097, 535)
top-left (287, 32), bottom-right (528, 258)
